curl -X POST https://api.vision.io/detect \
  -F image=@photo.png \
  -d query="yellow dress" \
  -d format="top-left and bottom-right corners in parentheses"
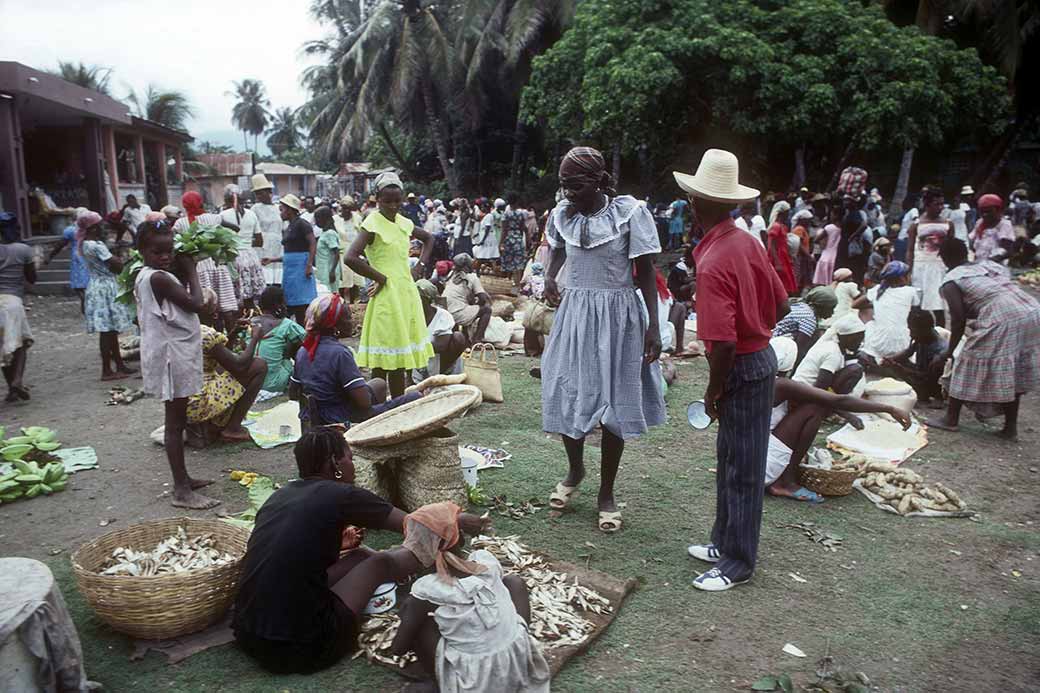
top-left (187, 325), bottom-right (245, 426)
top-left (356, 212), bottom-right (434, 370)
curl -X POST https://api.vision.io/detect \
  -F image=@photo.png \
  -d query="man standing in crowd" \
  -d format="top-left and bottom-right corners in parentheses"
top-left (402, 192), bottom-right (423, 227)
top-left (674, 149), bottom-right (789, 592)
top-left (121, 194), bottom-right (151, 239)
top-left (250, 174), bottom-right (284, 285)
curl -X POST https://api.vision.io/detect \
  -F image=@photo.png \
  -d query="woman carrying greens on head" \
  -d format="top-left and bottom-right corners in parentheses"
top-left (346, 173), bottom-right (435, 397)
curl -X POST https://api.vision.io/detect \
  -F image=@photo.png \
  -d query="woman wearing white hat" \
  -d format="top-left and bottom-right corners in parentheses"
top-left (473, 198), bottom-right (505, 269)
top-left (948, 185), bottom-right (975, 243)
top-left (250, 174), bottom-right (284, 285)
top-left (674, 149), bottom-right (790, 592)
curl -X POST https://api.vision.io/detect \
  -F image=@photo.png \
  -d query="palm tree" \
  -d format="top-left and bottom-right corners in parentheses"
top-left (126, 86), bottom-right (196, 131)
top-left (52, 61), bottom-right (113, 94)
top-left (266, 107), bottom-right (305, 156)
top-left (228, 79), bottom-right (271, 152)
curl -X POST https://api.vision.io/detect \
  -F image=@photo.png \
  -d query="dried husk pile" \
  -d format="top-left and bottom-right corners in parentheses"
top-left (100, 526), bottom-right (235, 577)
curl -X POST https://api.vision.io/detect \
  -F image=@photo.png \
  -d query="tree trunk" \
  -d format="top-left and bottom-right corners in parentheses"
top-left (243, 130), bottom-right (248, 152)
top-left (612, 144), bottom-right (621, 188)
top-left (890, 146), bottom-right (915, 219)
top-left (792, 144), bottom-right (806, 190)
top-left (979, 116), bottom-right (1033, 192)
top-left (376, 123), bottom-right (417, 178)
top-left (826, 141), bottom-right (855, 192)
top-left (421, 80), bottom-right (459, 196)
top-left (509, 113), bottom-right (526, 193)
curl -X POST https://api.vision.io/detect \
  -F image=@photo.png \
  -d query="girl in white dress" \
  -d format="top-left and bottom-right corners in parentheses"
top-left (907, 186), bottom-right (952, 327)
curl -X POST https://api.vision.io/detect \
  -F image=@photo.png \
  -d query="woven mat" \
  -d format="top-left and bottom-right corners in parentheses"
top-left (129, 614), bottom-right (234, 664)
top-left (369, 557), bottom-right (637, 681)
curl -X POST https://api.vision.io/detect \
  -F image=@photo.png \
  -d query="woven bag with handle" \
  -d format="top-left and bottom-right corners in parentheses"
top-left (463, 344), bottom-right (503, 403)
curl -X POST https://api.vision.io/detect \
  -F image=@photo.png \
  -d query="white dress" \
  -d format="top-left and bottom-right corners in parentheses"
top-left (473, 213), bottom-right (501, 260)
top-left (221, 207), bottom-right (267, 302)
top-left (912, 221), bottom-right (949, 312)
top-left (251, 202), bottom-right (284, 284)
top-left (410, 550), bottom-right (550, 693)
top-left (861, 285), bottom-right (919, 359)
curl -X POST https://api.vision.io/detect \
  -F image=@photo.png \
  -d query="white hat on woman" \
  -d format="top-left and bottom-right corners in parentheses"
top-left (960, 185), bottom-right (974, 196)
top-left (673, 149), bottom-right (759, 203)
top-left (770, 336), bottom-right (798, 374)
top-left (279, 193), bottom-right (302, 212)
top-left (251, 173), bottom-right (273, 191)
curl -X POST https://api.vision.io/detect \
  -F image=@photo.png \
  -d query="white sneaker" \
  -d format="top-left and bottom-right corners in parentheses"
top-left (686, 543), bottom-right (720, 563)
top-left (693, 567), bottom-right (749, 592)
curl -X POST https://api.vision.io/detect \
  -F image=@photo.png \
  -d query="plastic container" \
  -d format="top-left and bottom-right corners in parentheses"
top-left (686, 401), bottom-right (713, 430)
top-left (364, 582), bottom-right (397, 615)
top-left (459, 450), bottom-right (480, 488)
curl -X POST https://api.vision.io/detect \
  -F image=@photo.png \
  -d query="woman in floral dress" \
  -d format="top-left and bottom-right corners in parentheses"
top-left (499, 194), bottom-right (528, 291)
top-left (78, 211), bottom-right (135, 380)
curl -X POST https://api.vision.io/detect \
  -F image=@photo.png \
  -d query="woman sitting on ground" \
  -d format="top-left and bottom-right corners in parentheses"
top-left (443, 253), bottom-right (492, 344)
top-left (760, 337), bottom-right (913, 503)
top-left (854, 261), bottom-right (919, 367)
top-left (772, 286), bottom-right (837, 366)
top-left (233, 429), bottom-right (489, 674)
top-left (187, 289), bottom-right (268, 445)
top-left (416, 279), bottom-right (468, 376)
top-left (392, 502), bottom-right (550, 693)
top-left (289, 294), bottom-right (422, 427)
top-left (250, 286), bottom-right (306, 396)
top-left (879, 308), bottom-right (948, 407)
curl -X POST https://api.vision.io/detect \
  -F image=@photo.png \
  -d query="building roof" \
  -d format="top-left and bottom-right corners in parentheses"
top-left (198, 153), bottom-right (253, 176)
top-left (257, 162), bottom-right (328, 177)
top-left (129, 116), bottom-right (193, 144)
top-left (336, 162), bottom-right (373, 175)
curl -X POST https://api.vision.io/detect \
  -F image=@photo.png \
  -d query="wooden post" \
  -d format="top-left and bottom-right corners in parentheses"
top-left (81, 118), bottom-right (104, 215)
top-left (103, 127), bottom-right (119, 210)
top-left (174, 147), bottom-right (183, 183)
top-left (0, 95), bottom-right (30, 238)
top-left (134, 134), bottom-right (146, 183)
top-left (154, 141), bottom-right (168, 207)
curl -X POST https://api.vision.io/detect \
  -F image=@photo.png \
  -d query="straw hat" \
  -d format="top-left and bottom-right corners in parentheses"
top-left (960, 185), bottom-right (974, 196)
top-left (339, 194), bottom-right (356, 208)
top-left (673, 149), bottom-right (759, 203)
top-left (279, 193), bottom-right (302, 212)
top-left (251, 173), bottom-right (273, 191)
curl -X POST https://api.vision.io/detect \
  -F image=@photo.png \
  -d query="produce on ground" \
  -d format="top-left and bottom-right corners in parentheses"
top-left (0, 460), bottom-right (69, 503)
top-left (229, 470), bottom-right (262, 487)
top-left (858, 460), bottom-right (967, 515)
top-left (220, 475), bottom-right (276, 530)
top-left (100, 526), bottom-right (235, 577)
top-left (116, 222), bottom-right (240, 304)
top-left (1, 425), bottom-right (63, 462)
top-left (1017, 269), bottom-right (1040, 287)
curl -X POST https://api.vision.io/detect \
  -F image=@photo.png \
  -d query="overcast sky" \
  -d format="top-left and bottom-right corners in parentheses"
top-left (0, 0), bottom-right (324, 150)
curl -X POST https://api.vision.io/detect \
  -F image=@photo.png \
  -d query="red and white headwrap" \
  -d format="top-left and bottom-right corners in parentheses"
top-left (301, 293), bottom-right (345, 361)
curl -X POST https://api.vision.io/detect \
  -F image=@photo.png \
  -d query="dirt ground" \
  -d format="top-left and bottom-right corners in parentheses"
top-left (1, 294), bottom-right (1038, 692)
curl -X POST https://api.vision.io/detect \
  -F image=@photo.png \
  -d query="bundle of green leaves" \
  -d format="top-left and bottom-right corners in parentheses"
top-left (115, 222), bottom-right (240, 305)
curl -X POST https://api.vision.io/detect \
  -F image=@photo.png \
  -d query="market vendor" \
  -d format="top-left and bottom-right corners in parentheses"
top-left (416, 279), bottom-right (468, 376)
top-left (443, 253), bottom-right (492, 344)
top-left (233, 429), bottom-right (488, 674)
top-left (753, 338), bottom-right (913, 503)
top-left (288, 294), bottom-right (422, 427)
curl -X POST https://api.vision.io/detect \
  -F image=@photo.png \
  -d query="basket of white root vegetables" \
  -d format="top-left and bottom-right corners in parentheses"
top-left (72, 517), bottom-right (251, 639)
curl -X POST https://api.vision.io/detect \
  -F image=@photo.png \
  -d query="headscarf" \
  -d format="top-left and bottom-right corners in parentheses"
top-left (877, 260), bottom-right (910, 298)
top-left (452, 253), bottom-right (474, 285)
top-left (792, 209), bottom-right (813, 224)
top-left (402, 501), bottom-right (486, 583)
top-left (181, 191), bottom-right (205, 222)
top-left (434, 260), bottom-right (453, 277)
top-left (832, 268), bottom-right (853, 282)
top-left (301, 293), bottom-right (345, 362)
top-left (374, 171), bottom-right (404, 193)
top-left (803, 286), bottom-right (838, 315)
top-left (768, 200), bottom-right (791, 227)
top-left (832, 313), bottom-right (866, 336)
top-left (977, 193), bottom-right (1002, 211)
top-left (75, 211), bottom-right (103, 252)
top-left (770, 336), bottom-right (798, 374)
top-left (415, 279), bottom-right (439, 303)
top-left (559, 146), bottom-right (616, 201)
top-left (530, 261), bottom-right (544, 276)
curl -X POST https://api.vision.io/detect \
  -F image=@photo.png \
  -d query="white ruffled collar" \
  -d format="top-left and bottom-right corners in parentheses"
top-left (550, 195), bottom-right (644, 249)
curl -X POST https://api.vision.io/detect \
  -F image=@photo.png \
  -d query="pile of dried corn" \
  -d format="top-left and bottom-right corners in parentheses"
top-left (100, 526), bottom-right (235, 576)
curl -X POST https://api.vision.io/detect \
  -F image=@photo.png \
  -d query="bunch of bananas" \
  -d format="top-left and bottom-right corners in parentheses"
top-left (229, 470), bottom-right (261, 487)
top-left (0, 460), bottom-right (69, 503)
top-left (1, 426), bottom-right (62, 464)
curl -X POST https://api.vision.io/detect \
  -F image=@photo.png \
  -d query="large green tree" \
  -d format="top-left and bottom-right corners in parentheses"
top-left (265, 107), bottom-right (305, 156)
top-left (522, 0), bottom-right (1009, 206)
top-left (228, 79), bottom-right (271, 152)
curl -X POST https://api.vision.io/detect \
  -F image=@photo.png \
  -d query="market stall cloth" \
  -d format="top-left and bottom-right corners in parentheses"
top-left (0, 558), bottom-right (89, 693)
top-left (245, 401), bottom-right (302, 449)
top-left (826, 413), bottom-right (927, 464)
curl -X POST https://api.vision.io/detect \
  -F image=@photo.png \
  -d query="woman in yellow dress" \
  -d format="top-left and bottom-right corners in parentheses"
top-left (346, 173), bottom-right (434, 397)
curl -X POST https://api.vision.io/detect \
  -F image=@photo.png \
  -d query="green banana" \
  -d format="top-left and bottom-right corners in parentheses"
top-left (15, 474), bottom-right (43, 483)
top-left (0, 480), bottom-right (18, 492)
top-left (35, 442), bottom-right (61, 452)
top-left (43, 464), bottom-right (64, 484)
top-left (49, 481), bottom-right (67, 492)
top-left (38, 483), bottom-right (52, 495)
top-left (0, 471), bottom-right (18, 483)
top-left (24, 485), bottom-right (42, 498)
top-left (12, 460), bottom-right (33, 475)
top-left (4, 436), bottom-right (33, 445)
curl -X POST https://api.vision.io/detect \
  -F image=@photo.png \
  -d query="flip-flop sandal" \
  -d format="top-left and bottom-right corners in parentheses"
top-left (549, 482), bottom-right (578, 510)
top-left (925, 418), bottom-right (959, 432)
top-left (598, 511), bottom-right (623, 533)
top-left (791, 487), bottom-right (825, 504)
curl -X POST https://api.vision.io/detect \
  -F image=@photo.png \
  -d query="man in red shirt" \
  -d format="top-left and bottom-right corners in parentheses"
top-left (674, 150), bottom-right (789, 592)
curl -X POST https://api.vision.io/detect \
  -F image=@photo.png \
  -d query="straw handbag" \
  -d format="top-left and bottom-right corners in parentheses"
top-left (464, 344), bottom-right (503, 403)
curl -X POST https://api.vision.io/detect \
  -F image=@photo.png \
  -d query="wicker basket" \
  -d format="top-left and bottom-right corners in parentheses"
top-left (797, 465), bottom-right (860, 497)
top-left (71, 517), bottom-right (251, 640)
top-left (353, 452), bottom-right (398, 501)
top-left (479, 275), bottom-right (515, 296)
top-left (396, 429), bottom-right (468, 511)
top-left (345, 386), bottom-right (481, 447)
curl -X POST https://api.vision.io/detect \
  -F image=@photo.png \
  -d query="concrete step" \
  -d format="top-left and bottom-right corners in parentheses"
top-left (28, 281), bottom-right (71, 296)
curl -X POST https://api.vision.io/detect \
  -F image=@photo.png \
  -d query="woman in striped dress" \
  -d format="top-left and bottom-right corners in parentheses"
top-left (176, 192), bottom-right (241, 331)
top-left (927, 238), bottom-right (1040, 441)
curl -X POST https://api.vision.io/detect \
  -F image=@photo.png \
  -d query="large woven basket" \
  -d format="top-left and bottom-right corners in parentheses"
top-left (797, 465), bottom-right (860, 497)
top-left (480, 275), bottom-right (515, 296)
top-left (71, 517), bottom-right (251, 640)
top-left (353, 453), bottom-right (398, 500)
top-left (345, 385), bottom-right (481, 447)
top-left (396, 429), bottom-right (468, 511)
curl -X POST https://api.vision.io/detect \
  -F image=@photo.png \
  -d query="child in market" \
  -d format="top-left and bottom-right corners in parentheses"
top-left (313, 206), bottom-right (342, 296)
top-left (134, 221), bottom-right (219, 509)
top-left (391, 502), bottom-right (550, 693)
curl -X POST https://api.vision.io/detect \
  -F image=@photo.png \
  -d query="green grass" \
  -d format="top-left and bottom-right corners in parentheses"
top-left (54, 356), bottom-right (1039, 692)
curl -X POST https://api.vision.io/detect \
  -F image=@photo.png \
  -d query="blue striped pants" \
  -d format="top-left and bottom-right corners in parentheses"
top-left (710, 346), bottom-right (778, 581)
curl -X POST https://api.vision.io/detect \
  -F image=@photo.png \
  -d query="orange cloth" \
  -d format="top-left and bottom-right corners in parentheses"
top-left (403, 502), bottom-right (486, 583)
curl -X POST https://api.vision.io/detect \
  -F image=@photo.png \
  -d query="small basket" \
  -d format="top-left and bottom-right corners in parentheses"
top-left (797, 465), bottom-right (860, 497)
top-left (71, 517), bottom-right (251, 640)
